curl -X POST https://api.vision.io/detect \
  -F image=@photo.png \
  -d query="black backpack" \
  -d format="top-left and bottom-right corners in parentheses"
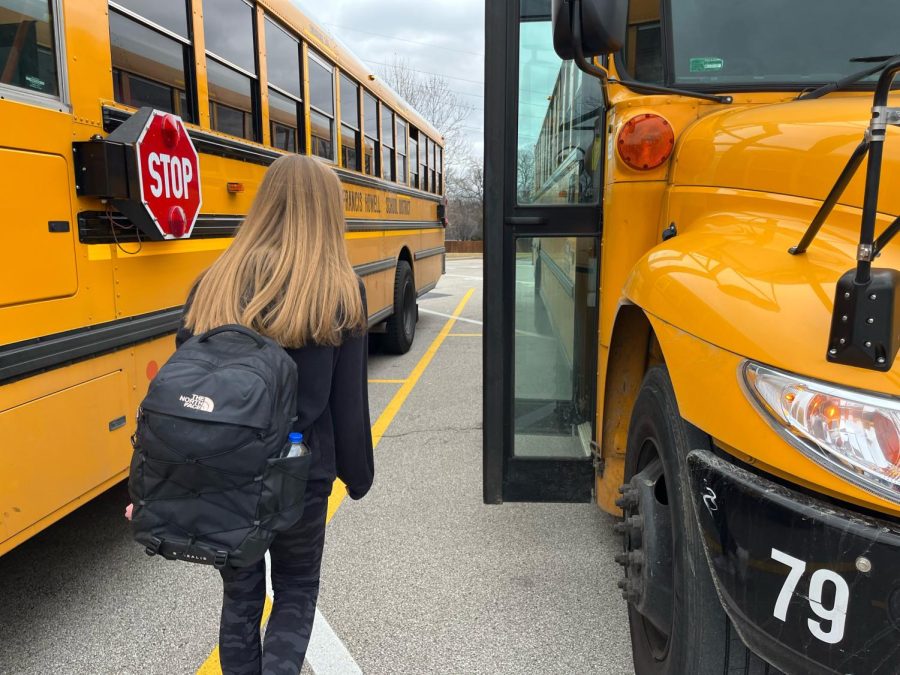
top-left (128, 325), bottom-right (309, 569)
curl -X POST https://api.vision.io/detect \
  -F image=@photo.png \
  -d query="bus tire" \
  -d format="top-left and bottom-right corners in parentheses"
top-left (382, 261), bottom-right (416, 354)
top-left (619, 366), bottom-right (775, 675)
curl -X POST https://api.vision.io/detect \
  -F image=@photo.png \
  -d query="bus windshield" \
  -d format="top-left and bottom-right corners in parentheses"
top-left (659, 0), bottom-right (900, 87)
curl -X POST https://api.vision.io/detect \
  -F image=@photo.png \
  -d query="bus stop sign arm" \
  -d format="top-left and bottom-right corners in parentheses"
top-left (791, 59), bottom-right (900, 371)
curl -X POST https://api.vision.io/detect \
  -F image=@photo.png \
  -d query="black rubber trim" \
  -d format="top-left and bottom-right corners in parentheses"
top-left (103, 106), bottom-right (280, 165)
top-left (414, 246), bottom-right (446, 261)
top-left (5, 284), bottom-right (402, 384)
top-left (78, 212), bottom-right (242, 244)
top-left (347, 219), bottom-right (442, 231)
top-left (0, 307), bottom-right (183, 385)
top-left (354, 258), bottom-right (396, 278)
top-left (368, 306), bottom-right (393, 327)
top-left (101, 106), bottom-right (443, 203)
top-left (79, 212), bottom-right (443, 244)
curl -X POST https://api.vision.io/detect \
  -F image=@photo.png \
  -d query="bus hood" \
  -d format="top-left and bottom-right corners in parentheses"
top-left (673, 96), bottom-right (900, 215)
top-left (625, 210), bottom-right (900, 397)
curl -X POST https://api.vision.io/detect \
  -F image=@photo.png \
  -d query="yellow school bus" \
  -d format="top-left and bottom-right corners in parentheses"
top-left (0, 0), bottom-right (445, 557)
top-left (484, 0), bottom-right (900, 673)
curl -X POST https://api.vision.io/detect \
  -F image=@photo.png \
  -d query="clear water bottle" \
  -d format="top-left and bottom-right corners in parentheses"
top-left (286, 432), bottom-right (309, 458)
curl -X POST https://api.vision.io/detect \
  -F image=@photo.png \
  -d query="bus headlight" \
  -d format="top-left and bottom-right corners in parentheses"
top-left (743, 362), bottom-right (900, 505)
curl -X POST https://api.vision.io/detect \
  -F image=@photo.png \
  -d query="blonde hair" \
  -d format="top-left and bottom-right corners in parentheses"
top-left (184, 155), bottom-right (366, 347)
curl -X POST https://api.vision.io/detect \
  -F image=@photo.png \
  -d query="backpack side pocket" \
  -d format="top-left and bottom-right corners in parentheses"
top-left (258, 454), bottom-right (312, 532)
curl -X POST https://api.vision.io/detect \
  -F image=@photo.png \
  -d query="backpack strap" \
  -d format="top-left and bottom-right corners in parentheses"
top-left (197, 325), bottom-right (267, 348)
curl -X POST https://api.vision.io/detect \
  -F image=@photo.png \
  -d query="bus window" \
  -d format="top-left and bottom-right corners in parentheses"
top-left (381, 106), bottom-right (395, 181)
top-left (264, 17), bottom-right (301, 152)
top-left (396, 118), bottom-right (408, 185)
top-left (340, 74), bottom-right (360, 170)
top-left (437, 145), bottom-right (443, 194)
top-left (113, 0), bottom-right (190, 38)
top-left (203, 0), bottom-right (255, 74)
top-left (0, 0), bottom-right (58, 96)
top-left (518, 21), bottom-right (604, 205)
top-left (409, 128), bottom-right (419, 188)
top-left (420, 137), bottom-right (429, 192)
top-left (204, 0), bottom-right (258, 141)
top-left (429, 138), bottom-right (436, 193)
top-left (363, 91), bottom-right (379, 176)
top-left (622, 0), bottom-right (663, 84)
top-left (264, 17), bottom-right (301, 98)
top-left (308, 50), bottom-right (335, 161)
top-left (109, 8), bottom-right (193, 120)
top-left (269, 89), bottom-right (298, 152)
top-left (207, 58), bottom-right (256, 140)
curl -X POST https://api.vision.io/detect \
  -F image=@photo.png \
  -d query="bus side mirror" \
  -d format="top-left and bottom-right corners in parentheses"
top-left (551, 0), bottom-right (628, 60)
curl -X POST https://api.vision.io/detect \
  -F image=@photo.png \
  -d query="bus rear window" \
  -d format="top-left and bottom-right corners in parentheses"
top-left (0, 0), bottom-right (58, 96)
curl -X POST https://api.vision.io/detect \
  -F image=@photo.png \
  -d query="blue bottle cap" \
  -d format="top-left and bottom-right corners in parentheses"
top-left (289, 432), bottom-right (304, 443)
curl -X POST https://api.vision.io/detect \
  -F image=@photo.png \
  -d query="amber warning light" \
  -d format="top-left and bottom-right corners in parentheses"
top-left (617, 114), bottom-right (675, 171)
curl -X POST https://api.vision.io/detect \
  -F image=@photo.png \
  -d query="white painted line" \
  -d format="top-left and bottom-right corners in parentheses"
top-left (263, 552), bottom-right (362, 674)
top-left (307, 608), bottom-right (364, 675)
top-left (420, 308), bottom-right (483, 326)
top-left (419, 308), bottom-right (553, 341)
top-left (442, 274), bottom-right (484, 280)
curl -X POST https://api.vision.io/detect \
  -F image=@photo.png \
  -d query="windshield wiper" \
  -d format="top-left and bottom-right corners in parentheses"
top-left (798, 55), bottom-right (900, 101)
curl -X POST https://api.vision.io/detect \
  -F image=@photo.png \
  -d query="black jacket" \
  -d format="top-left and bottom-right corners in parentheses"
top-left (175, 283), bottom-right (374, 499)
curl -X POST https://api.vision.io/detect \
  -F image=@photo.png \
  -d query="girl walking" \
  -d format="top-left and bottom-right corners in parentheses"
top-left (177, 154), bottom-right (374, 673)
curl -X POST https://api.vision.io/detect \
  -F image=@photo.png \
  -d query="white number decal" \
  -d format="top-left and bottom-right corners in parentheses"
top-left (770, 548), bottom-right (849, 645)
top-left (807, 569), bottom-right (849, 645)
top-left (771, 548), bottom-right (807, 621)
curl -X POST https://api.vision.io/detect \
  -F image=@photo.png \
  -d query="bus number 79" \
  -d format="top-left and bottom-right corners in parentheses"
top-left (770, 548), bottom-right (850, 645)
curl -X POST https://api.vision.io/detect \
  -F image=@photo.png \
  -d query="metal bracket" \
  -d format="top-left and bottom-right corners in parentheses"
top-left (869, 106), bottom-right (900, 137)
top-left (858, 243), bottom-right (875, 262)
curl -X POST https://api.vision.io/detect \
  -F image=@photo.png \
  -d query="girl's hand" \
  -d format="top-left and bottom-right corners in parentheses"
top-left (125, 503), bottom-right (134, 521)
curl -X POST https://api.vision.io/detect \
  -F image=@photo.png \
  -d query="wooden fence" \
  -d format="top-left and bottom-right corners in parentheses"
top-left (445, 240), bottom-right (484, 254)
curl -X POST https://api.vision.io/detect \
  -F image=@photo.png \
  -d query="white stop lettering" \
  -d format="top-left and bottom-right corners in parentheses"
top-left (148, 152), bottom-right (194, 200)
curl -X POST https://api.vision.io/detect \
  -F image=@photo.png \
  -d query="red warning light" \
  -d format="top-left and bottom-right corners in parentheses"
top-left (161, 114), bottom-right (180, 149)
top-left (617, 114), bottom-right (675, 171)
top-left (168, 206), bottom-right (187, 238)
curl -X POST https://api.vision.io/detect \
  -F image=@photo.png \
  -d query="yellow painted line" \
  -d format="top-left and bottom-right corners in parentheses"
top-left (197, 288), bottom-right (475, 675)
top-left (368, 379), bottom-right (407, 384)
top-left (370, 288), bottom-right (475, 448)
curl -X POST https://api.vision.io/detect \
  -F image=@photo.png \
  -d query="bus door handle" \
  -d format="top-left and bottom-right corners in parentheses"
top-left (505, 217), bottom-right (546, 227)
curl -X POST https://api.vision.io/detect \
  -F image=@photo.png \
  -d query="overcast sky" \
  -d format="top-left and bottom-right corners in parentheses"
top-left (294, 0), bottom-right (485, 154)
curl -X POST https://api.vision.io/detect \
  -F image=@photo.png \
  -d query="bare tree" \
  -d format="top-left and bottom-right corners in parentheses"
top-left (443, 143), bottom-right (483, 240)
top-left (378, 56), bottom-right (473, 148)
top-left (379, 57), bottom-right (484, 241)
top-left (517, 147), bottom-right (535, 203)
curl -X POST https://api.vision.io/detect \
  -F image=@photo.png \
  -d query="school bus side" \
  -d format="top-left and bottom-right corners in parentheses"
top-left (0, 0), bottom-right (444, 556)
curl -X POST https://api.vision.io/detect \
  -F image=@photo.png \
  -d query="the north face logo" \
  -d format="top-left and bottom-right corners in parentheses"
top-left (180, 394), bottom-right (215, 412)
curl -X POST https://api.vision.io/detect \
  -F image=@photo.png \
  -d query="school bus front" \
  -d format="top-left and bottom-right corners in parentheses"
top-left (484, 0), bottom-right (900, 672)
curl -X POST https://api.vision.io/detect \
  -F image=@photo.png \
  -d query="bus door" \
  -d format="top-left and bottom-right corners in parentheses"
top-left (484, 0), bottom-right (605, 503)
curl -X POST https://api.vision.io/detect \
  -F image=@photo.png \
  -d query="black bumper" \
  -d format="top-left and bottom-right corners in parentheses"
top-left (687, 450), bottom-right (900, 675)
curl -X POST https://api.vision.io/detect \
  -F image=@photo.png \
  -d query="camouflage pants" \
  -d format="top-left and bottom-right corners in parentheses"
top-left (218, 484), bottom-right (331, 675)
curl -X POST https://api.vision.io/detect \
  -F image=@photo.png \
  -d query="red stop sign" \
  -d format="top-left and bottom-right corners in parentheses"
top-left (135, 111), bottom-right (202, 239)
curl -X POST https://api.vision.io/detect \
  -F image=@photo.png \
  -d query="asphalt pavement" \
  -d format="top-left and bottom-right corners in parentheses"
top-left (0, 257), bottom-right (633, 674)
